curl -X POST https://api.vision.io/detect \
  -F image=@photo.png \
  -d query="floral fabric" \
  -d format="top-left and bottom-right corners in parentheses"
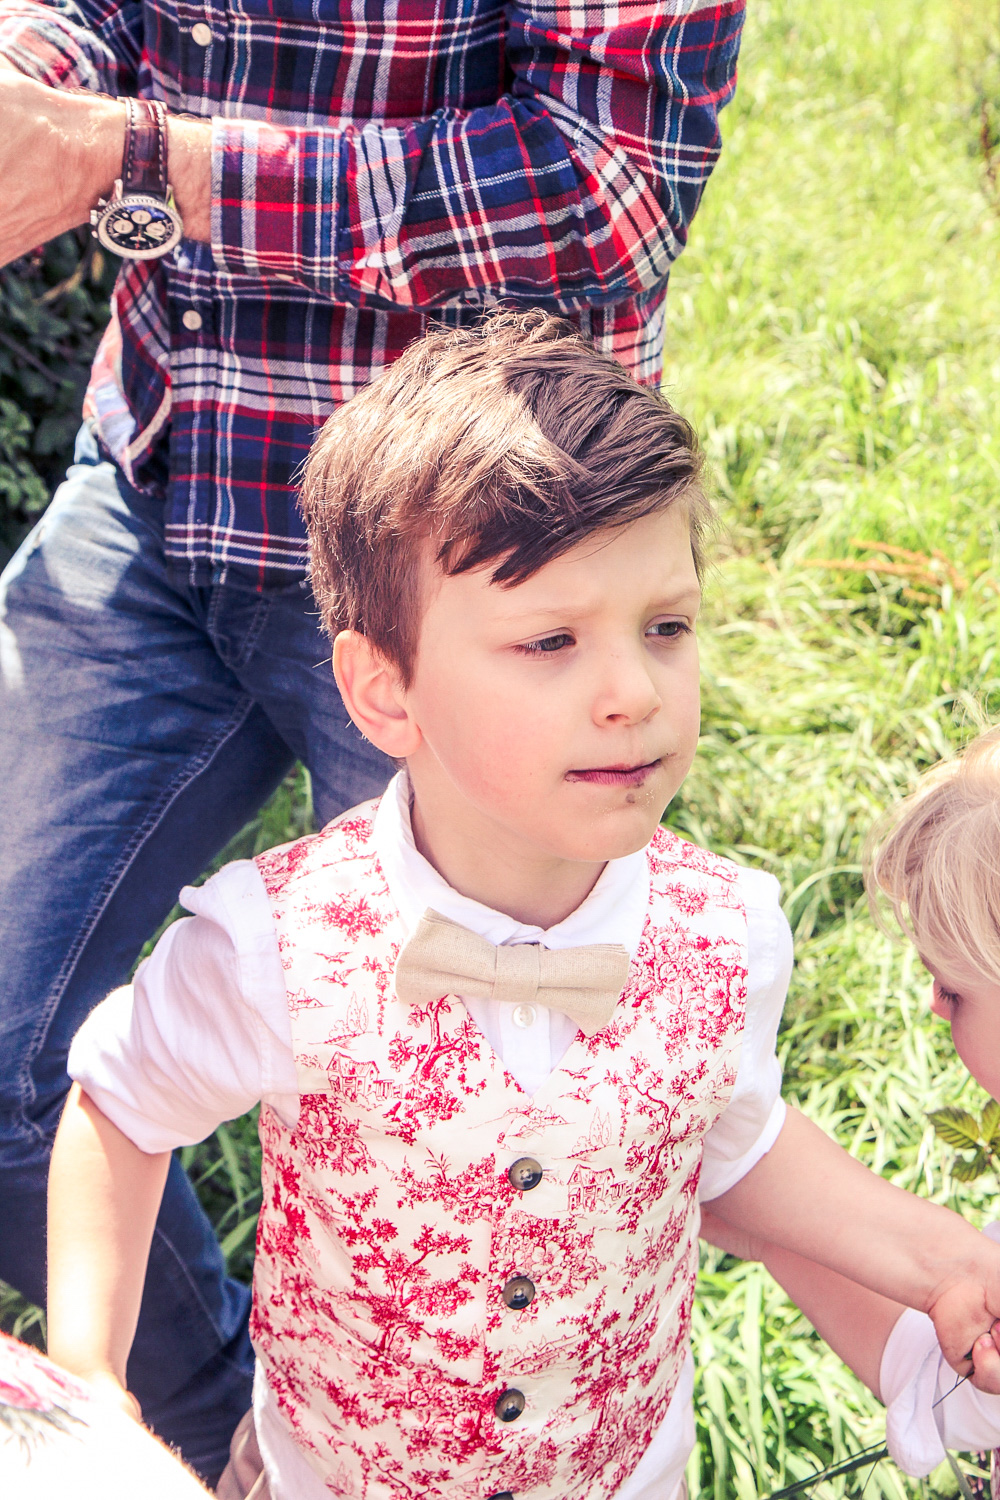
top-left (252, 802), bottom-right (747, 1498)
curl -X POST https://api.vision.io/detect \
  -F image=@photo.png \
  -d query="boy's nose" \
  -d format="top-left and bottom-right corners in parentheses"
top-left (594, 651), bottom-right (661, 725)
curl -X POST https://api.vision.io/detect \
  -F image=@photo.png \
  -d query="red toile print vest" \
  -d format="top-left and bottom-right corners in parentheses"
top-left (253, 800), bottom-right (748, 1500)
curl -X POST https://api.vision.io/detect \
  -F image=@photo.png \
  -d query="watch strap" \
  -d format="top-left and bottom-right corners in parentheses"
top-left (122, 97), bottom-right (169, 198)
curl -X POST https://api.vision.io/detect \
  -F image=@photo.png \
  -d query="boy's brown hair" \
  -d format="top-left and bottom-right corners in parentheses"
top-left (300, 308), bottom-right (710, 684)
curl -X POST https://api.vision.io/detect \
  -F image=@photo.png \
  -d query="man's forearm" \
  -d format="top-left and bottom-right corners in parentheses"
top-left (47, 1083), bottom-right (170, 1391)
top-left (699, 1203), bottom-right (904, 1397)
top-left (0, 67), bottom-right (210, 266)
top-left (166, 114), bottom-right (210, 242)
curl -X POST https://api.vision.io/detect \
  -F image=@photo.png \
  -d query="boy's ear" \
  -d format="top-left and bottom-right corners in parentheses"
top-left (333, 631), bottom-right (422, 759)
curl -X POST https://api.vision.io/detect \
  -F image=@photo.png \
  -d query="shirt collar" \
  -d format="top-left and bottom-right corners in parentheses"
top-left (372, 771), bottom-right (650, 957)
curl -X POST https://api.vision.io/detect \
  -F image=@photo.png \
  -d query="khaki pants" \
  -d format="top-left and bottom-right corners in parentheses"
top-left (214, 1410), bottom-right (691, 1500)
top-left (214, 1411), bottom-right (270, 1500)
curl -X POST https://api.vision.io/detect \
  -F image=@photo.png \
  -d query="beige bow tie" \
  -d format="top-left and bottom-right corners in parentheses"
top-left (394, 909), bottom-right (632, 1038)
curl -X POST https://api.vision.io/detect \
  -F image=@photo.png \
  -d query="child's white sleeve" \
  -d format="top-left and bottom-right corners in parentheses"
top-left (700, 866), bottom-right (792, 1200)
top-left (880, 1223), bottom-right (1000, 1475)
top-left (67, 859), bottom-right (297, 1153)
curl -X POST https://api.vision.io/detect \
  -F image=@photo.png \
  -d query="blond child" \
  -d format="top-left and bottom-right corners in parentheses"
top-left (867, 726), bottom-right (1000, 1099)
top-left (704, 728), bottom-right (1000, 1478)
top-left (867, 728), bottom-right (1000, 1471)
top-left (44, 315), bottom-right (1000, 1500)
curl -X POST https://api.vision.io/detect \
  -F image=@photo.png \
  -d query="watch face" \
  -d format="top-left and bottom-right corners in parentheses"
top-left (95, 194), bottom-right (183, 260)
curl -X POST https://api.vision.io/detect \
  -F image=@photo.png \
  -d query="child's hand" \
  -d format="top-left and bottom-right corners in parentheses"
top-left (928, 1278), bottom-right (1000, 1393)
top-left (86, 1370), bottom-right (144, 1423)
top-left (971, 1327), bottom-right (1000, 1389)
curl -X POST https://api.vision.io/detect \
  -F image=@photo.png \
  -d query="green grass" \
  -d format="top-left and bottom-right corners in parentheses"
top-left (661, 0), bottom-right (1000, 1492)
top-left (7, 0), bottom-right (1000, 1492)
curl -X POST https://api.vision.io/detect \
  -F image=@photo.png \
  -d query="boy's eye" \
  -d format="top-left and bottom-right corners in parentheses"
top-left (517, 633), bottom-right (573, 655)
top-left (647, 620), bottom-right (691, 640)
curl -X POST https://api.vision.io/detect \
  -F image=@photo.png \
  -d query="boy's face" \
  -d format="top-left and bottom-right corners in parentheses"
top-left (402, 504), bottom-right (702, 869)
top-left (926, 957), bottom-right (1000, 1100)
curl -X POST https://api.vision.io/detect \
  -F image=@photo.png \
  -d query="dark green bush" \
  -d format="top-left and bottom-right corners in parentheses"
top-left (0, 231), bottom-right (115, 570)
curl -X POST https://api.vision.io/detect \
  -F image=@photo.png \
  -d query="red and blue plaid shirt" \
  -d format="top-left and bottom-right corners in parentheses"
top-left (1, 0), bottom-right (743, 588)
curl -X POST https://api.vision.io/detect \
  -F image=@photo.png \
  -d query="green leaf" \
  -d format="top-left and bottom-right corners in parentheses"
top-left (927, 1106), bottom-right (982, 1151)
top-left (214, 1123), bottom-right (247, 1211)
top-left (981, 1098), bottom-right (1000, 1148)
top-left (951, 1150), bottom-right (989, 1183)
top-left (219, 1213), bottom-right (259, 1265)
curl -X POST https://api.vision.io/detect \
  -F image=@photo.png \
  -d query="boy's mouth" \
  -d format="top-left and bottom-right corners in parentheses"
top-left (565, 760), bottom-right (661, 787)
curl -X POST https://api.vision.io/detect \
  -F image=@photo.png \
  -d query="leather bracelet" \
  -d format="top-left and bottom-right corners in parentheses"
top-left (122, 96), bottom-right (169, 199)
top-left (90, 93), bottom-right (183, 259)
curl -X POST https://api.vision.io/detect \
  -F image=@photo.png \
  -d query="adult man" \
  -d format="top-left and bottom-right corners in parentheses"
top-left (0, 0), bottom-right (745, 1481)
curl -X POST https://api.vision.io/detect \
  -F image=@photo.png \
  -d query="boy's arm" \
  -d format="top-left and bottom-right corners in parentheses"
top-left (701, 1210), bottom-right (1000, 1474)
top-left (700, 1206), bottom-right (905, 1396)
top-left (708, 1105), bottom-right (1000, 1387)
top-left (47, 1083), bottom-right (170, 1411)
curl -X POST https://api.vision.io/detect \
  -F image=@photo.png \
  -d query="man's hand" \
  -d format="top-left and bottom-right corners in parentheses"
top-left (0, 67), bottom-right (212, 268)
top-left (970, 1328), bottom-right (1000, 1389)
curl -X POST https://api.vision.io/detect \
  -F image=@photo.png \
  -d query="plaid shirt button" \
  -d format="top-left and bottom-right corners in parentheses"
top-left (190, 23), bottom-right (212, 45)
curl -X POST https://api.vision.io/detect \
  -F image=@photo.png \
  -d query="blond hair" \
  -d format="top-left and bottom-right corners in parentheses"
top-left (864, 727), bottom-right (1000, 981)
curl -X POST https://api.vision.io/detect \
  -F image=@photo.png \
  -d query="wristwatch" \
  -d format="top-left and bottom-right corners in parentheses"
top-left (91, 97), bottom-right (184, 260)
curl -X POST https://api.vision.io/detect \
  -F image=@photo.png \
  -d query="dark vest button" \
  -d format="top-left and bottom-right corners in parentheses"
top-left (507, 1157), bottom-right (542, 1191)
top-left (494, 1388), bottom-right (526, 1422)
top-left (501, 1275), bottom-right (535, 1310)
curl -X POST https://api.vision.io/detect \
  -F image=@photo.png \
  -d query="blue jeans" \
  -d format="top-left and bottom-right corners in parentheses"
top-left (0, 429), bottom-right (392, 1481)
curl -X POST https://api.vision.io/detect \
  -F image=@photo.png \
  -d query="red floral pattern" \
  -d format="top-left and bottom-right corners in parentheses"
top-left (0, 1332), bottom-right (89, 1450)
top-left (253, 806), bottom-right (747, 1499)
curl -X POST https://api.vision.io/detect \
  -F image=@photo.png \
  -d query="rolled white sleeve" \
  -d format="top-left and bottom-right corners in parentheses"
top-left (68, 860), bottom-right (297, 1153)
top-left (880, 1223), bottom-right (1000, 1475)
top-left (699, 866), bottom-right (792, 1202)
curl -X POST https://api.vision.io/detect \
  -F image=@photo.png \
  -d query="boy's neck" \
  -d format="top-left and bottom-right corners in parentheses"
top-left (407, 779), bottom-right (606, 930)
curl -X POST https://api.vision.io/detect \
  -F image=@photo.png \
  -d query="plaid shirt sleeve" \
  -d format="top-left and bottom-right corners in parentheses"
top-left (0, 0), bottom-right (140, 92)
top-left (213, 0), bottom-right (743, 311)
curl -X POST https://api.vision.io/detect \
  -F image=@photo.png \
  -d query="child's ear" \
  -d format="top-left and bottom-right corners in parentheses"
top-left (333, 631), bottom-right (422, 759)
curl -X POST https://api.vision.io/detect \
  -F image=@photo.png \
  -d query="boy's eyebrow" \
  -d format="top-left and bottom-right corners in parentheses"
top-left (491, 585), bottom-right (703, 623)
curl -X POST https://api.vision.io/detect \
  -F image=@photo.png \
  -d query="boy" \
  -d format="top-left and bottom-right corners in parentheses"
top-left (47, 312), bottom-right (1000, 1500)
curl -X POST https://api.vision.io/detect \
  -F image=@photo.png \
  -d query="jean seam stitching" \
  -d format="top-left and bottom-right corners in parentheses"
top-left (17, 691), bottom-right (261, 1133)
top-left (208, 589), bottom-right (273, 672)
top-left (145, 1219), bottom-right (233, 1349)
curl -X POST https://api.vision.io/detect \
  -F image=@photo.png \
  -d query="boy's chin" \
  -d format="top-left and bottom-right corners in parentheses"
top-left (556, 807), bottom-right (671, 864)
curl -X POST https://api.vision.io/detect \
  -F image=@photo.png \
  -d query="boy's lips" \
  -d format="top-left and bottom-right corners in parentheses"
top-left (565, 760), bottom-right (661, 787)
